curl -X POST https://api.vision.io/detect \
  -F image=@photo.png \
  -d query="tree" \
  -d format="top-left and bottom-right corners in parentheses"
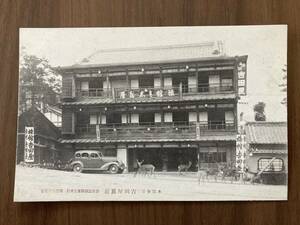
top-left (253, 102), bottom-right (266, 121)
top-left (19, 48), bottom-right (61, 114)
top-left (279, 64), bottom-right (287, 106)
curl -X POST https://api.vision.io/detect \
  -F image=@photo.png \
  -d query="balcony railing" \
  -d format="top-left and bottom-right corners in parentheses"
top-left (76, 88), bottom-right (111, 98)
top-left (75, 120), bottom-right (235, 140)
top-left (184, 83), bottom-right (234, 94)
top-left (75, 83), bottom-right (234, 99)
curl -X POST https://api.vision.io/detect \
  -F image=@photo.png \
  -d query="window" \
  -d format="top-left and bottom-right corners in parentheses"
top-left (104, 149), bottom-right (117, 157)
top-left (139, 112), bottom-right (154, 125)
top-left (81, 153), bottom-right (89, 158)
top-left (107, 113), bottom-right (122, 124)
top-left (90, 114), bottom-right (98, 125)
top-left (199, 152), bottom-right (226, 163)
top-left (258, 158), bottom-right (284, 172)
top-left (75, 153), bottom-right (81, 158)
top-left (90, 153), bottom-right (99, 158)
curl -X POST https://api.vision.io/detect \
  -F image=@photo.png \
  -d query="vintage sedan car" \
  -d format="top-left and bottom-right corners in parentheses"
top-left (68, 150), bottom-right (125, 174)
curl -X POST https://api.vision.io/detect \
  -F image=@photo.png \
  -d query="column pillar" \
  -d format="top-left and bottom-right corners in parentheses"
top-left (196, 65), bottom-right (199, 93)
top-left (126, 70), bottom-right (129, 89)
top-left (117, 148), bottom-right (128, 173)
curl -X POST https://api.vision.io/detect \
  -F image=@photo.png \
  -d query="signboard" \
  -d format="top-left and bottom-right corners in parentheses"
top-left (236, 134), bottom-right (246, 171)
top-left (237, 61), bottom-right (247, 96)
top-left (117, 88), bottom-right (176, 99)
top-left (24, 127), bottom-right (34, 162)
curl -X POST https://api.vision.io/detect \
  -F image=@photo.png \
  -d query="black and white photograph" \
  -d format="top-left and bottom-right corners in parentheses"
top-left (14, 26), bottom-right (287, 201)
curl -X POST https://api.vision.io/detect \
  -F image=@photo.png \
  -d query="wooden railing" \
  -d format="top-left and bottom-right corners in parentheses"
top-left (75, 120), bottom-right (236, 140)
top-left (184, 83), bottom-right (234, 94)
top-left (75, 83), bottom-right (234, 99)
top-left (76, 88), bottom-right (111, 98)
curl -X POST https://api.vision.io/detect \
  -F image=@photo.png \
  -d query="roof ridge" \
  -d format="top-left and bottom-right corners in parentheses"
top-left (88, 42), bottom-right (215, 54)
top-left (80, 42), bottom-right (219, 65)
top-left (246, 121), bottom-right (287, 125)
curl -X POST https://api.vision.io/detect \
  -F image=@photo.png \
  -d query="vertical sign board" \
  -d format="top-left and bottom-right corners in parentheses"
top-left (236, 134), bottom-right (246, 171)
top-left (24, 127), bottom-right (34, 162)
top-left (237, 60), bottom-right (247, 96)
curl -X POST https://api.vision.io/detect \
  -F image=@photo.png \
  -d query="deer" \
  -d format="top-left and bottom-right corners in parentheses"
top-left (135, 160), bottom-right (155, 177)
top-left (178, 161), bottom-right (192, 175)
top-left (197, 169), bottom-right (209, 184)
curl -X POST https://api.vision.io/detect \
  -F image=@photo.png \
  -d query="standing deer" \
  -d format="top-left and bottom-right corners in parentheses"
top-left (178, 161), bottom-right (192, 175)
top-left (197, 169), bottom-right (209, 184)
top-left (135, 160), bottom-right (155, 177)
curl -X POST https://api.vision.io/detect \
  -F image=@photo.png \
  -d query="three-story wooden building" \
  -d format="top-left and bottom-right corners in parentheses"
top-left (59, 42), bottom-right (247, 172)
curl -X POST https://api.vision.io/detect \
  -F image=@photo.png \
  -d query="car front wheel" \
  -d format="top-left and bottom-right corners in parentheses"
top-left (73, 164), bottom-right (83, 173)
top-left (109, 164), bottom-right (119, 174)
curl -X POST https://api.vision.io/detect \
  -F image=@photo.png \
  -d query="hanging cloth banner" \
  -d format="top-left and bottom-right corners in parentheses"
top-left (96, 124), bottom-right (100, 141)
top-left (196, 122), bottom-right (200, 140)
top-left (24, 127), bottom-right (35, 162)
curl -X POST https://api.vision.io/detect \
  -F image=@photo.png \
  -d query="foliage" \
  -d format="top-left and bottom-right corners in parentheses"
top-left (253, 102), bottom-right (266, 121)
top-left (19, 48), bottom-right (61, 112)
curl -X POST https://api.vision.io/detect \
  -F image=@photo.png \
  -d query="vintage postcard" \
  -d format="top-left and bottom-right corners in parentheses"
top-left (14, 26), bottom-right (287, 201)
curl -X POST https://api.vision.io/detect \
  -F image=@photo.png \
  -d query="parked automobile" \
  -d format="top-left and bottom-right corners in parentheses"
top-left (68, 150), bottom-right (125, 174)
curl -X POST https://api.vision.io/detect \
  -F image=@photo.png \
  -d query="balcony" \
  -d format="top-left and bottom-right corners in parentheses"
top-left (75, 120), bottom-right (236, 141)
top-left (115, 86), bottom-right (181, 100)
top-left (75, 83), bottom-right (234, 101)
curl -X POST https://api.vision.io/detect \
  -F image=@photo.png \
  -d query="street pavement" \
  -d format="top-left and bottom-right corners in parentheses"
top-left (14, 166), bottom-right (287, 201)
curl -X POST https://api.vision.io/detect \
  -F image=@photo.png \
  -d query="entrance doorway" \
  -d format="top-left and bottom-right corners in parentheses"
top-left (127, 147), bottom-right (198, 172)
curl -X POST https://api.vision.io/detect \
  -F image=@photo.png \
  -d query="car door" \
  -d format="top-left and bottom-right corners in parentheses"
top-left (80, 152), bottom-right (91, 168)
top-left (90, 152), bottom-right (105, 169)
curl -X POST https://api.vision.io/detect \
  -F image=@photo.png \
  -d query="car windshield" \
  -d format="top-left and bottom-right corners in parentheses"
top-left (97, 151), bottom-right (103, 157)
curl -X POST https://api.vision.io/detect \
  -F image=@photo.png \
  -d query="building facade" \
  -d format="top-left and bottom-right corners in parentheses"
top-left (245, 122), bottom-right (287, 184)
top-left (17, 107), bottom-right (61, 165)
top-left (59, 43), bottom-right (247, 172)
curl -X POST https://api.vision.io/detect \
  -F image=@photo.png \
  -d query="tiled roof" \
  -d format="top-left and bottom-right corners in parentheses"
top-left (67, 42), bottom-right (225, 68)
top-left (60, 135), bottom-right (236, 144)
top-left (252, 148), bottom-right (287, 154)
top-left (62, 93), bottom-right (236, 106)
top-left (245, 122), bottom-right (287, 144)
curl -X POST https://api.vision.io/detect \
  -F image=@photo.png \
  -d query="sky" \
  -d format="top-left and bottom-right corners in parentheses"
top-left (20, 25), bottom-right (287, 122)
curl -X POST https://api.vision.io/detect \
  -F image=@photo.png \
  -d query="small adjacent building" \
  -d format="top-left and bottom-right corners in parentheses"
top-left (16, 107), bottom-right (62, 164)
top-left (245, 121), bottom-right (288, 184)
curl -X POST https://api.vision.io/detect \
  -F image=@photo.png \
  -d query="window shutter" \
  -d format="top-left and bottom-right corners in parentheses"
top-left (209, 75), bottom-right (220, 89)
top-left (131, 114), bottom-right (139, 123)
top-left (121, 114), bottom-right (127, 124)
top-left (199, 112), bottom-right (208, 124)
top-left (154, 77), bottom-right (161, 88)
top-left (81, 81), bottom-right (89, 91)
top-left (101, 115), bottom-right (106, 124)
top-left (225, 111), bottom-right (234, 127)
top-left (164, 77), bottom-right (172, 87)
top-left (188, 112), bottom-right (197, 122)
top-left (130, 79), bottom-right (139, 89)
top-left (90, 114), bottom-right (97, 125)
top-left (62, 75), bottom-right (75, 98)
top-left (164, 112), bottom-right (173, 123)
top-left (154, 113), bottom-right (162, 123)
top-left (188, 75), bottom-right (197, 89)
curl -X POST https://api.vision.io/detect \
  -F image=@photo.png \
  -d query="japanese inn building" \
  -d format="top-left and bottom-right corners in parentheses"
top-left (59, 42), bottom-right (248, 172)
